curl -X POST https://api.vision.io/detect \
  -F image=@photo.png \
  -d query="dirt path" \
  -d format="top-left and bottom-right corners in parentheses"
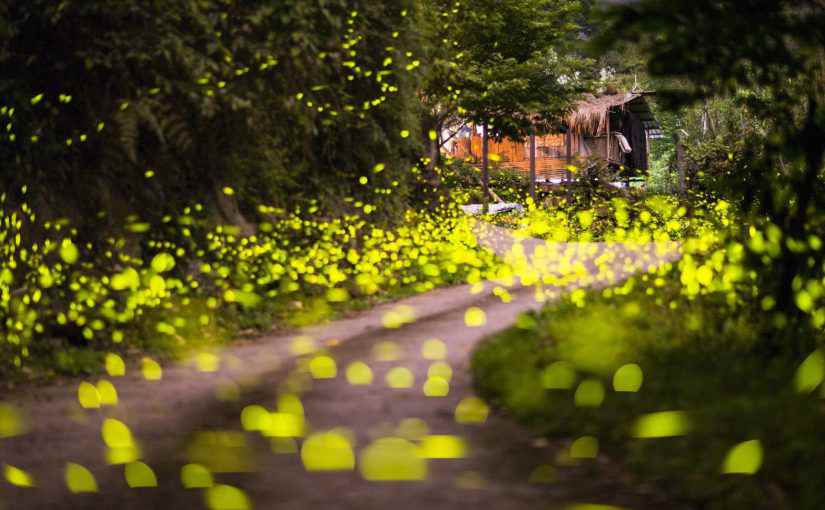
top-left (0, 224), bottom-right (684, 510)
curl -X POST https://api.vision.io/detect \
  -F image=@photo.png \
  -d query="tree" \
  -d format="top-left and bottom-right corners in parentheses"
top-left (595, 0), bottom-right (825, 352)
top-left (420, 0), bottom-right (593, 204)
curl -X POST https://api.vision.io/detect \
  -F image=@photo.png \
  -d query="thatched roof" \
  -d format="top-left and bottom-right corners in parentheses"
top-left (565, 92), bottom-right (659, 136)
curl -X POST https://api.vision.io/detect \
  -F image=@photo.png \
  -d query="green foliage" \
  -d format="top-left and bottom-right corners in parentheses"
top-left (473, 277), bottom-right (825, 509)
top-left (0, 0), bottom-right (426, 226)
top-left (0, 190), bottom-right (502, 376)
top-left (595, 0), bottom-right (825, 327)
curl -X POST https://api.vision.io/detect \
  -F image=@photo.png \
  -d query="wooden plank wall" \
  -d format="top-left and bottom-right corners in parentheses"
top-left (448, 133), bottom-right (579, 181)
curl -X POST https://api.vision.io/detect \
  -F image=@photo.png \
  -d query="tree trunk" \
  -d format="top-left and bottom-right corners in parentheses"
top-left (482, 123), bottom-right (490, 212)
top-left (529, 126), bottom-right (536, 202)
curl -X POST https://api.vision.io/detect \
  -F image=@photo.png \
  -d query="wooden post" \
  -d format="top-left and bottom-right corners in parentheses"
top-left (565, 129), bottom-right (573, 183)
top-left (605, 109), bottom-right (611, 163)
top-left (482, 123), bottom-right (490, 212)
top-left (529, 126), bottom-right (536, 202)
top-left (675, 130), bottom-right (687, 196)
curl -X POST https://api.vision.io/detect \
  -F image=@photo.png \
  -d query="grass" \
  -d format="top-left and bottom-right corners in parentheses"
top-left (471, 273), bottom-right (825, 509)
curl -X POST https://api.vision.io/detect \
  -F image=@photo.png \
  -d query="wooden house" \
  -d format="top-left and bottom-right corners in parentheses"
top-left (445, 91), bottom-right (661, 185)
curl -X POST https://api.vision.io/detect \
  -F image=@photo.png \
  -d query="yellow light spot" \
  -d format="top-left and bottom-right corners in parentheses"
top-left (574, 379), bottom-right (604, 407)
top-left (372, 341), bottom-right (402, 361)
top-left (96, 380), bottom-right (118, 406)
top-left (205, 484), bottom-right (252, 510)
top-left (150, 252), bottom-right (176, 273)
top-left (418, 435), bottom-right (466, 459)
top-left (421, 338), bottom-right (447, 360)
top-left (181, 463), bottom-right (213, 489)
top-left (222, 187), bottom-right (235, 196)
top-left (78, 381), bottom-right (101, 409)
top-left (309, 355), bottom-right (337, 379)
top-left (346, 361), bottom-right (374, 385)
top-left (241, 405), bottom-right (270, 432)
top-left (373, 163), bottom-right (386, 173)
top-left (541, 361), bottom-right (576, 389)
top-left (464, 307), bottom-right (486, 327)
top-left (385, 367), bottom-right (414, 388)
top-left (382, 305), bottom-right (416, 328)
top-left (65, 463), bottom-right (98, 493)
top-left (423, 376), bottom-right (449, 397)
top-left (612, 364), bottom-right (643, 392)
top-left (102, 418), bottom-right (134, 449)
top-left (105, 353), bottom-right (125, 377)
top-left (395, 418), bottom-right (429, 441)
top-left (142, 357), bottom-right (162, 381)
top-left (570, 436), bottom-right (598, 459)
top-left (400, 129), bottom-right (410, 138)
top-left (300, 431), bottom-right (355, 471)
top-left (632, 411), bottom-right (690, 438)
top-left (196, 352), bottom-right (220, 373)
top-left (60, 240), bottom-right (79, 264)
top-left (722, 440), bottom-right (763, 474)
top-left (427, 361), bottom-right (452, 382)
top-left (0, 403), bottom-right (26, 438)
top-left (278, 393), bottom-right (305, 416)
top-left (428, 130), bottom-right (437, 141)
top-left (290, 336), bottom-right (317, 356)
top-left (360, 437), bottom-right (427, 481)
top-left (264, 412), bottom-right (305, 438)
top-left (125, 461), bottom-right (157, 488)
top-left (795, 349), bottom-right (824, 393)
top-left (359, 176), bottom-right (368, 185)
top-left (4, 464), bottom-right (35, 487)
top-left (454, 397), bottom-right (489, 424)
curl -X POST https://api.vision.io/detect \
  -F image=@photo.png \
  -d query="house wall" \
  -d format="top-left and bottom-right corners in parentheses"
top-left (447, 133), bottom-right (583, 181)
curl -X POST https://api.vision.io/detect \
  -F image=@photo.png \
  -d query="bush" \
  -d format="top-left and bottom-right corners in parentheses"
top-left (472, 275), bottom-right (825, 509)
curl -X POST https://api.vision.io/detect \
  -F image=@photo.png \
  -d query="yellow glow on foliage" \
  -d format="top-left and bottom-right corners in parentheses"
top-left (300, 431), bottom-right (355, 471)
top-left (722, 440), bottom-right (763, 474)
top-left (454, 397), bottom-right (489, 424)
top-left (427, 361), bottom-right (452, 381)
top-left (196, 352), bottom-right (220, 372)
top-left (541, 361), bottom-right (576, 389)
top-left (65, 463), bottom-right (98, 493)
top-left (612, 364), bottom-right (643, 392)
top-left (632, 411), bottom-right (690, 438)
top-left (795, 350), bottom-right (824, 393)
top-left (395, 418), bottom-right (429, 441)
top-left (574, 379), bottom-right (604, 407)
top-left (569, 436), bottom-right (598, 459)
top-left (241, 405), bottom-right (270, 432)
top-left (345, 361), bottom-right (373, 385)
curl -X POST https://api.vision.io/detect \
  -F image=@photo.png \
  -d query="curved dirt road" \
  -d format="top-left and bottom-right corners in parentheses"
top-left (0, 224), bottom-right (685, 510)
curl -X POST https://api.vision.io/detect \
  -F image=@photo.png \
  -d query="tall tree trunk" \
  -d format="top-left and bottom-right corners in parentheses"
top-left (529, 126), bottom-right (537, 203)
top-left (482, 123), bottom-right (490, 212)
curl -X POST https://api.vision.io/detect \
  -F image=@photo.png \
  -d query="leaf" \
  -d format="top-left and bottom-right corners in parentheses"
top-left (65, 463), bottom-right (98, 493)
